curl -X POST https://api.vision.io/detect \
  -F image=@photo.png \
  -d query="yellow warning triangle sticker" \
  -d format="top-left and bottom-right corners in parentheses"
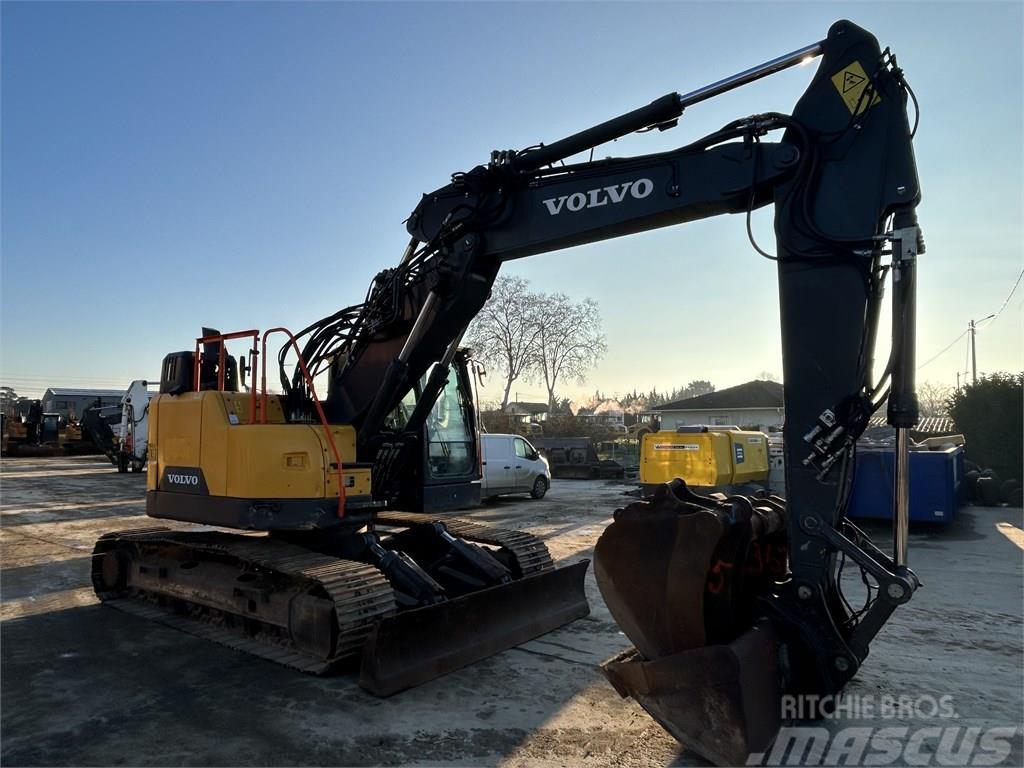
top-left (831, 61), bottom-right (881, 115)
top-left (842, 71), bottom-right (865, 93)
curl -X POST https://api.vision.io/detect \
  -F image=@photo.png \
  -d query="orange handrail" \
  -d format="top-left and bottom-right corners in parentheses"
top-left (261, 327), bottom-right (346, 519)
top-left (193, 330), bottom-right (260, 423)
top-left (193, 327), bottom-right (345, 518)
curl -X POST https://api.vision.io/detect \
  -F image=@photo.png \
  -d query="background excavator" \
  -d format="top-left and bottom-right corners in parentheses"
top-left (92, 19), bottom-right (922, 765)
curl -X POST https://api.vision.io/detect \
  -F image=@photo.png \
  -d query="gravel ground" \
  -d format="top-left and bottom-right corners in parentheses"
top-left (1, 455), bottom-right (1021, 767)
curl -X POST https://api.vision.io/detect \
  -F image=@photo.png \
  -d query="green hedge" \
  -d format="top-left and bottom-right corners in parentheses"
top-left (947, 372), bottom-right (1023, 481)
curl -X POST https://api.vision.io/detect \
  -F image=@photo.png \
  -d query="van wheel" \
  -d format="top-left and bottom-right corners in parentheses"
top-left (530, 477), bottom-right (548, 499)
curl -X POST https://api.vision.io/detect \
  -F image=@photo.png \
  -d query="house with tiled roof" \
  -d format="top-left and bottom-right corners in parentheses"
top-left (504, 401), bottom-right (549, 423)
top-left (648, 380), bottom-right (785, 433)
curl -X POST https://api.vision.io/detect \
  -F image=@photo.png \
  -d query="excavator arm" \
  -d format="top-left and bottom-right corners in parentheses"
top-left (273, 19), bottom-right (922, 762)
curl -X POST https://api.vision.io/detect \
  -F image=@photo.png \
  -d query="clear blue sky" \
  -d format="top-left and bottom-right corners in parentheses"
top-left (2, 1), bottom-right (1021, 404)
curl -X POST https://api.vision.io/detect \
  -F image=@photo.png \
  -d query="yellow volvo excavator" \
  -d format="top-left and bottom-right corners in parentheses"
top-left (92, 20), bottom-right (924, 765)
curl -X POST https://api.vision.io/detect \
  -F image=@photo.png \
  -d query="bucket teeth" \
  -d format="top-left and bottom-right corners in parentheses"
top-left (594, 480), bottom-right (787, 766)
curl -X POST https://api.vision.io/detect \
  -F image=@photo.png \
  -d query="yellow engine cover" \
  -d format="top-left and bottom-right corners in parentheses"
top-left (146, 390), bottom-right (371, 500)
top-left (640, 429), bottom-right (769, 487)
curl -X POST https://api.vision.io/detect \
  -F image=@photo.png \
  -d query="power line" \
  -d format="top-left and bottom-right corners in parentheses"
top-left (979, 267), bottom-right (1024, 328)
top-left (917, 329), bottom-right (968, 371)
top-left (917, 267), bottom-right (1023, 374)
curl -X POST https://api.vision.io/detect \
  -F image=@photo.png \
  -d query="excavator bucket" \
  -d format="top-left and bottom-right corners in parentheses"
top-left (360, 559), bottom-right (590, 696)
top-left (594, 480), bottom-right (786, 766)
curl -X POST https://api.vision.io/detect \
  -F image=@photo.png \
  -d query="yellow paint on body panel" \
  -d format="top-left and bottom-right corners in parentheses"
top-left (147, 390), bottom-right (368, 499)
top-left (831, 61), bottom-right (881, 115)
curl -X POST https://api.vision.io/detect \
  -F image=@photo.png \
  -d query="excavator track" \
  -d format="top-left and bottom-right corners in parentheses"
top-left (372, 510), bottom-right (555, 577)
top-left (91, 514), bottom-right (585, 694)
top-left (92, 527), bottom-right (397, 674)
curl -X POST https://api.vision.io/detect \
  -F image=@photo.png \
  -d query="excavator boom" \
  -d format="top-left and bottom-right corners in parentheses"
top-left (386, 18), bottom-right (921, 762)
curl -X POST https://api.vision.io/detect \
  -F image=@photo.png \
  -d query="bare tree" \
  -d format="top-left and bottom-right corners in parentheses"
top-left (757, 371), bottom-right (781, 383)
top-left (534, 294), bottom-right (607, 411)
top-left (917, 381), bottom-right (952, 417)
top-left (465, 276), bottom-right (543, 410)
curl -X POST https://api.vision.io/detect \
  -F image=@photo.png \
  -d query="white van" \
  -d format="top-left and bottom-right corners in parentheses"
top-left (480, 434), bottom-right (551, 499)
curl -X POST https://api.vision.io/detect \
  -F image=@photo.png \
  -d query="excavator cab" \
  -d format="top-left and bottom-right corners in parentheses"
top-left (385, 350), bottom-right (482, 513)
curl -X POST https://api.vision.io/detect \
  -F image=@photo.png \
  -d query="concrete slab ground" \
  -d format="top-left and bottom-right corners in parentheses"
top-left (1, 456), bottom-right (1021, 767)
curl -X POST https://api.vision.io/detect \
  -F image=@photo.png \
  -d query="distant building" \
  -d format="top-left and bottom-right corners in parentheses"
top-left (504, 401), bottom-right (549, 423)
top-left (595, 400), bottom-right (626, 427)
top-left (649, 380), bottom-right (785, 433)
top-left (42, 388), bottom-right (124, 420)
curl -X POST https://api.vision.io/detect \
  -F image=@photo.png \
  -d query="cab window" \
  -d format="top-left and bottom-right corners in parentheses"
top-left (425, 369), bottom-right (474, 478)
top-left (514, 438), bottom-right (529, 459)
top-left (384, 363), bottom-right (476, 479)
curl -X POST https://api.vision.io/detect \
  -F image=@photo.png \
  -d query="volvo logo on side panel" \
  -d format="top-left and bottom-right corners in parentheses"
top-left (542, 178), bottom-right (654, 216)
top-left (159, 466), bottom-right (209, 495)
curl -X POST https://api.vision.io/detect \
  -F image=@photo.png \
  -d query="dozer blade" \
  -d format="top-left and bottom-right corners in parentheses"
top-left (593, 480), bottom-right (787, 766)
top-left (360, 559), bottom-right (590, 696)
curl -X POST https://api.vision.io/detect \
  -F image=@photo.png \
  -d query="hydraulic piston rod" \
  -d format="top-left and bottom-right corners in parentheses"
top-left (677, 42), bottom-right (824, 109)
top-left (893, 429), bottom-right (911, 566)
top-left (888, 210), bottom-right (922, 568)
top-left (511, 40), bottom-right (824, 173)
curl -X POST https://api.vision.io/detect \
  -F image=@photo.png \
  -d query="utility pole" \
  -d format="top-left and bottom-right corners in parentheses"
top-left (969, 320), bottom-right (977, 385)
top-left (969, 314), bottom-right (996, 385)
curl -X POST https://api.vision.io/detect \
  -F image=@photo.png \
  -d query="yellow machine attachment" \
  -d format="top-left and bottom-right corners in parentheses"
top-left (640, 429), bottom-right (769, 492)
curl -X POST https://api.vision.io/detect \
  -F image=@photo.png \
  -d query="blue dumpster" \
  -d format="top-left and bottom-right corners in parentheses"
top-left (846, 446), bottom-right (965, 523)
